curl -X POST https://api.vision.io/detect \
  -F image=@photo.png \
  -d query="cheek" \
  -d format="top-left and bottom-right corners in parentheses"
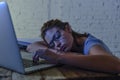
top-left (60, 32), bottom-right (73, 45)
top-left (60, 35), bottom-right (73, 44)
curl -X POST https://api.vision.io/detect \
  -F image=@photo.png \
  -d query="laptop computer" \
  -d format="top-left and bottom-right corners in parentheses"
top-left (0, 1), bottom-right (55, 74)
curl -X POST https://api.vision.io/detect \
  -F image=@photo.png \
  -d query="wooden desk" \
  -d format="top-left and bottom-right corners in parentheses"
top-left (1, 39), bottom-right (120, 80)
top-left (0, 65), bottom-right (120, 80)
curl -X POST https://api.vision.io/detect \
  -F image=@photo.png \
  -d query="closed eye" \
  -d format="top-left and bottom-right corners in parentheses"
top-left (54, 30), bottom-right (61, 40)
top-left (48, 30), bottom-right (61, 48)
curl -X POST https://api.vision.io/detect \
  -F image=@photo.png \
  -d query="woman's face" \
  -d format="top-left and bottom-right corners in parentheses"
top-left (44, 26), bottom-right (73, 52)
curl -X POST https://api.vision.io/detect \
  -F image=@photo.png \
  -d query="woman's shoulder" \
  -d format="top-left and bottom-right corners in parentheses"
top-left (85, 33), bottom-right (103, 43)
top-left (84, 33), bottom-right (112, 55)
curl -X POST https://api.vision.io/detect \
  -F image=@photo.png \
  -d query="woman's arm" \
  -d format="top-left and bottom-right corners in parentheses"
top-left (26, 41), bottom-right (48, 53)
top-left (29, 42), bottom-right (120, 73)
top-left (58, 45), bottom-right (120, 73)
top-left (58, 53), bottom-right (120, 73)
top-left (34, 45), bottom-right (120, 73)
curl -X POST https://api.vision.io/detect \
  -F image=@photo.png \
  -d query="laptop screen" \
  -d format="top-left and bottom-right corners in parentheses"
top-left (0, 1), bottom-right (25, 73)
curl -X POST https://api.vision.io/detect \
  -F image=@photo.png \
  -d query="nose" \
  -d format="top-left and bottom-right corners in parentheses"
top-left (54, 41), bottom-right (61, 50)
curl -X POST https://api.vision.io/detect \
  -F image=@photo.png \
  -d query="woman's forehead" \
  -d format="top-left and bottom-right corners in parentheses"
top-left (44, 27), bottom-right (59, 43)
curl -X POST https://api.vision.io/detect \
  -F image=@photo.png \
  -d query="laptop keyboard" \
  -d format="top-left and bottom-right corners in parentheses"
top-left (22, 59), bottom-right (49, 68)
top-left (19, 44), bottom-right (50, 68)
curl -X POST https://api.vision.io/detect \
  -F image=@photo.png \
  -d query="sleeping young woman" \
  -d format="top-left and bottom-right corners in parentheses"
top-left (27, 19), bottom-right (120, 74)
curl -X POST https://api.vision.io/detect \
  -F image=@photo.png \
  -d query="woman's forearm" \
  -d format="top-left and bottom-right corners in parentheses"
top-left (27, 42), bottom-right (120, 73)
top-left (27, 41), bottom-right (47, 52)
top-left (58, 53), bottom-right (120, 73)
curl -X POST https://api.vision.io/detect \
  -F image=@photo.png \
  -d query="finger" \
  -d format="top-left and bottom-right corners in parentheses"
top-left (33, 52), bottom-right (39, 63)
top-left (37, 49), bottom-right (47, 56)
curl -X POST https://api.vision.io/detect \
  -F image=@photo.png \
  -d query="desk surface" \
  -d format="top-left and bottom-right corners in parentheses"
top-left (0, 65), bottom-right (120, 80)
top-left (0, 49), bottom-right (120, 80)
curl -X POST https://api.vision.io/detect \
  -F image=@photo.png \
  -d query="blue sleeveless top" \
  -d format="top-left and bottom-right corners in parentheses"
top-left (84, 34), bottom-right (112, 55)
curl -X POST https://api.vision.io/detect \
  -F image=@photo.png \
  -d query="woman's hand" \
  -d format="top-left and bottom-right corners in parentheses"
top-left (33, 48), bottom-right (61, 64)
